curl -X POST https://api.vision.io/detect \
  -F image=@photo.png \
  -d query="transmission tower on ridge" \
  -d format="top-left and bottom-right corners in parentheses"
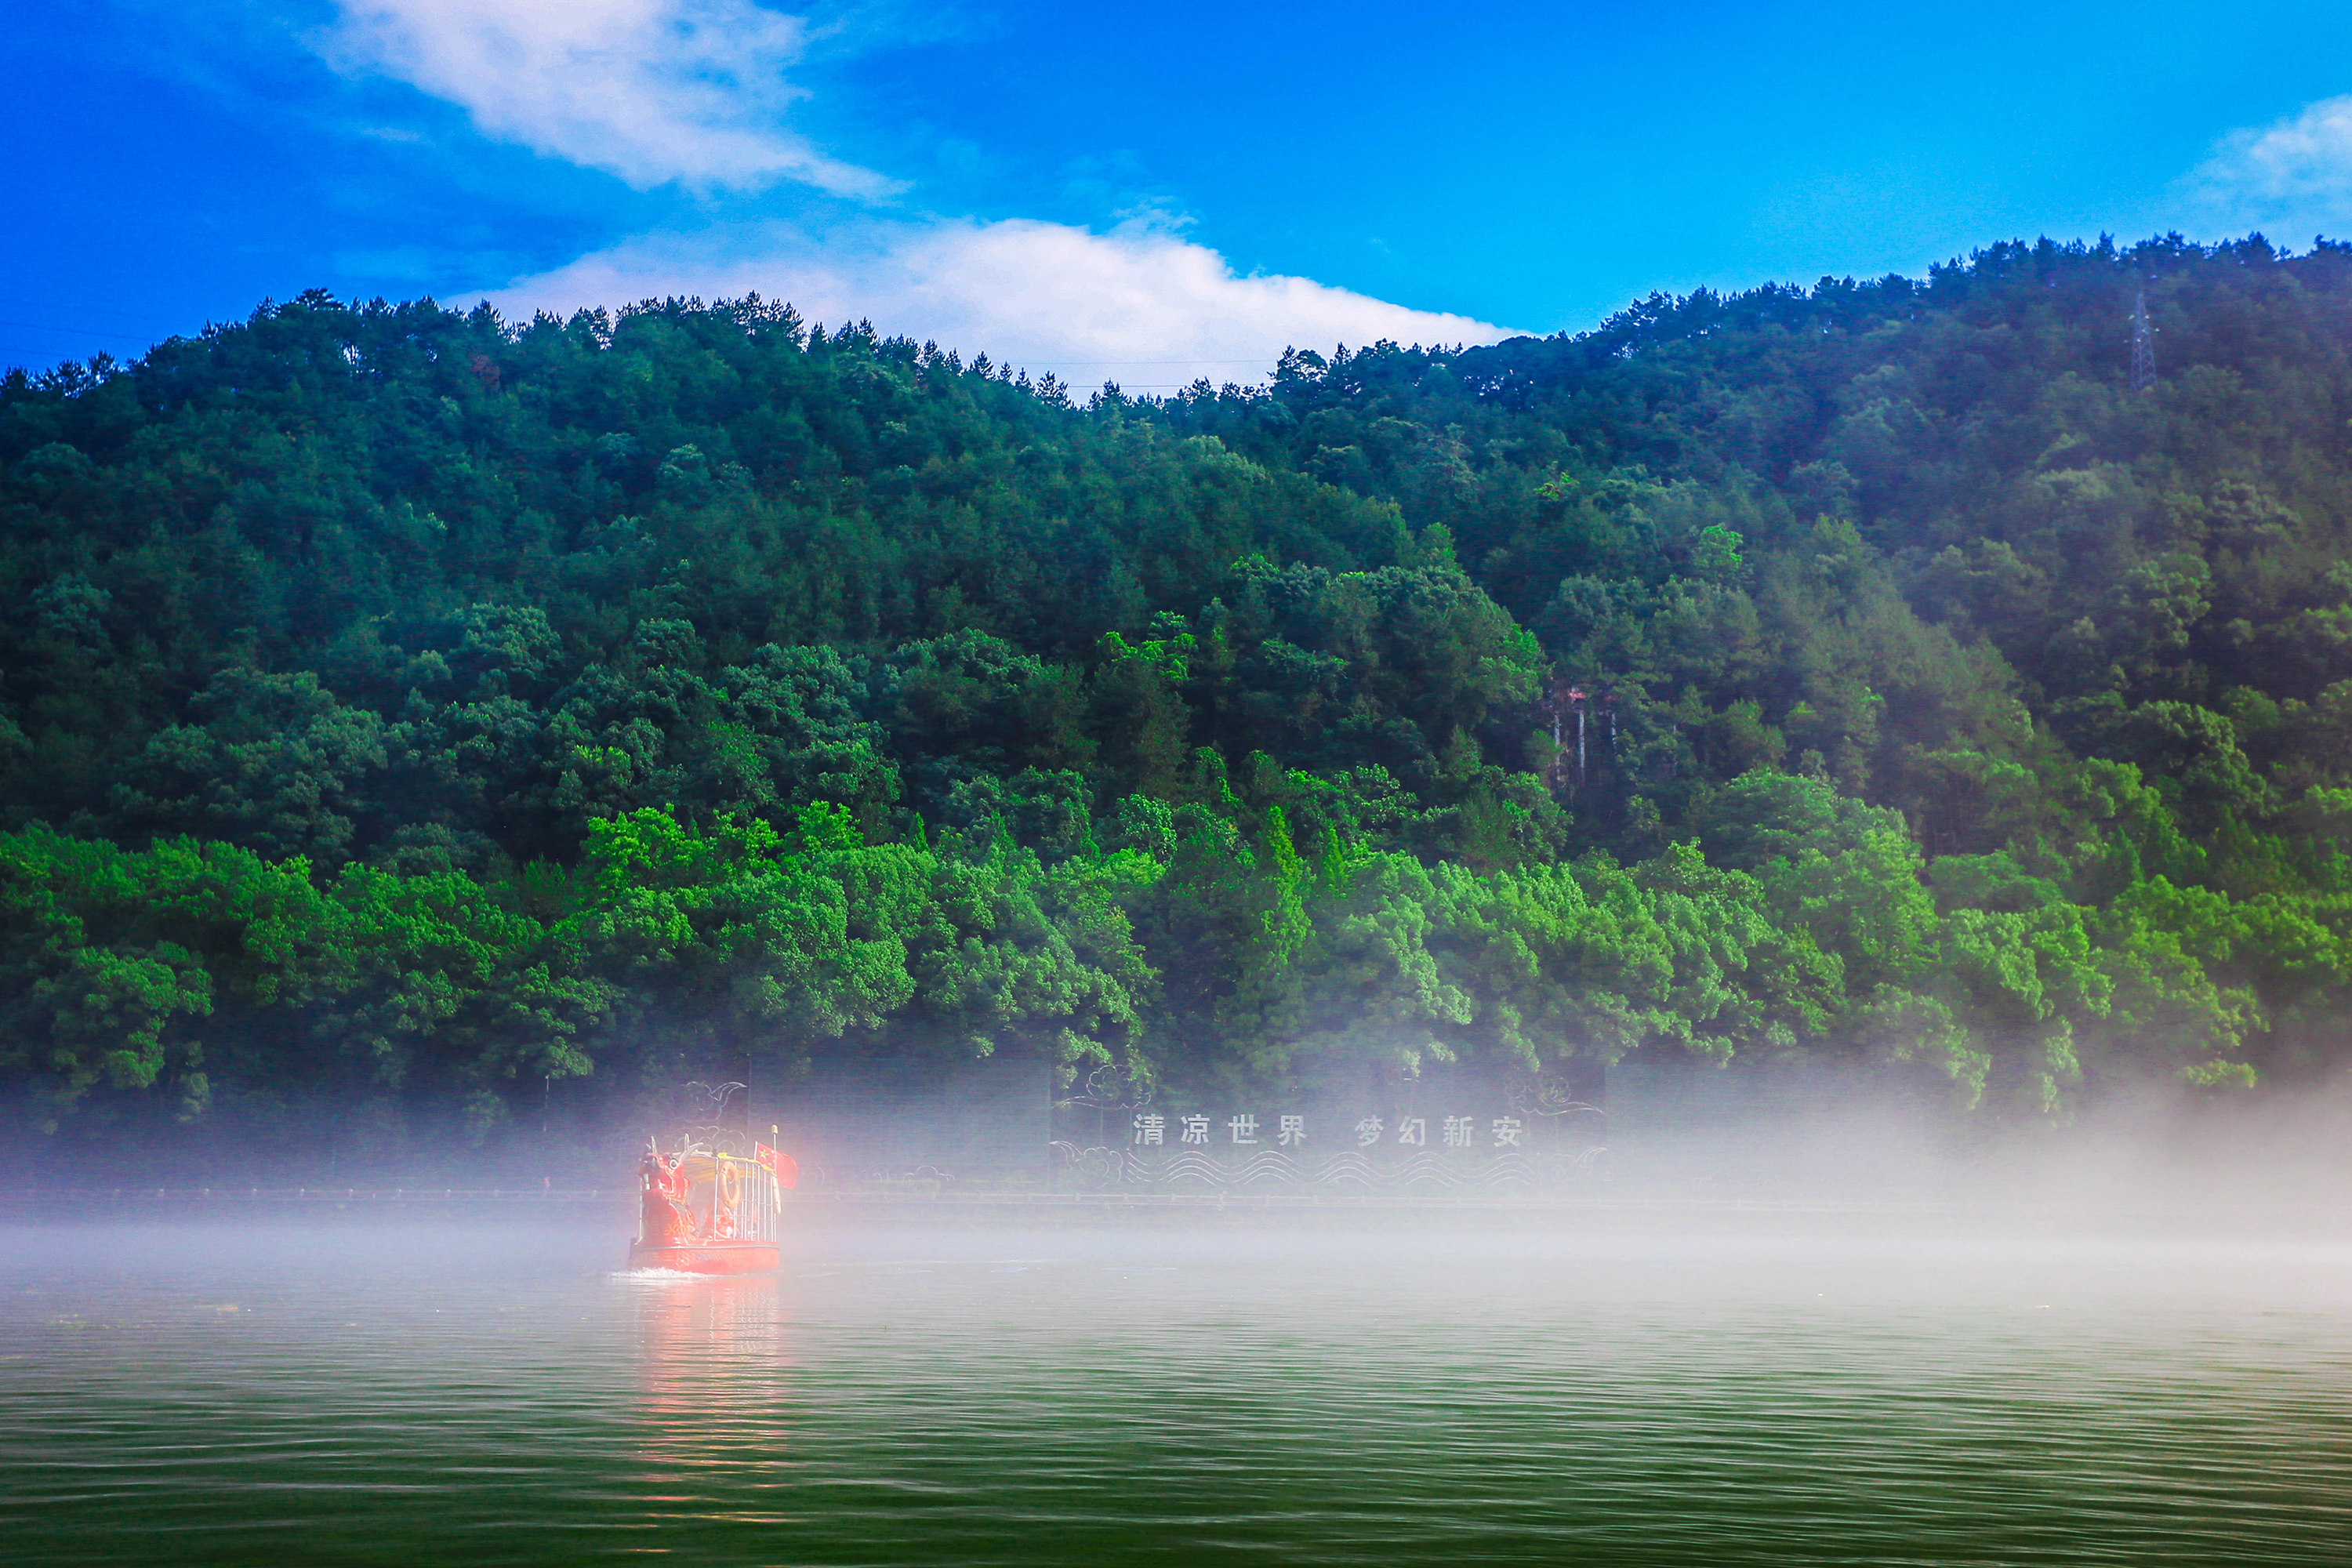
top-left (2130, 288), bottom-right (2156, 392)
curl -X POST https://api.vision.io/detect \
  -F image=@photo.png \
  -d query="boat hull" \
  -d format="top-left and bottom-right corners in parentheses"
top-left (628, 1241), bottom-right (781, 1275)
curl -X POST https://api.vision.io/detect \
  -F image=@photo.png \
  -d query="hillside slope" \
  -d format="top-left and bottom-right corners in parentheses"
top-left (6, 234), bottom-right (2350, 1145)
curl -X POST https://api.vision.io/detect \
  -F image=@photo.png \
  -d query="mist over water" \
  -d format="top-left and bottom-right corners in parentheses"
top-left (6, 1210), bottom-right (2350, 1565)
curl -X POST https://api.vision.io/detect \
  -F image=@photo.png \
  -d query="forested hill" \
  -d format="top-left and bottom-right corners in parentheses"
top-left (7, 232), bottom-right (2352, 1148)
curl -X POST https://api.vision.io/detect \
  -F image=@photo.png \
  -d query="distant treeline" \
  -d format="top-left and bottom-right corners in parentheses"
top-left (6, 231), bottom-right (2352, 1149)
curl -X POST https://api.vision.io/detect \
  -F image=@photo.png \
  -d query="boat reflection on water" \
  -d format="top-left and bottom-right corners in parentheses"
top-left (626, 1268), bottom-right (794, 1501)
top-left (630, 1271), bottom-right (789, 1393)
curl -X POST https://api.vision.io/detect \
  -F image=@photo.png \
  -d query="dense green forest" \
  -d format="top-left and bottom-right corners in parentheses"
top-left (8, 231), bottom-right (2352, 1151)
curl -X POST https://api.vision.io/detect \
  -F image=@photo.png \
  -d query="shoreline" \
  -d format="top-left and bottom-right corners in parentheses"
top-left (9, 1185), bottom-right (2352, 1233)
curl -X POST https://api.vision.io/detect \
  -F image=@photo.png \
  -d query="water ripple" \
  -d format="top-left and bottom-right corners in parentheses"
top-left (3, 1223), bottom-right (2350, 1564)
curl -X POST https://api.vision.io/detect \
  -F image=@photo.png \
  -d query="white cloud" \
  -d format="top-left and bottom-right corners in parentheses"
top-left (2176, 94), bottom-right (2352, 238)
top-left (481, 216), bottom-right (1525, 388)
top-left (315, 4), bottom-right (1517, 372)
top-left (323, 0), bottom-right (890, 194)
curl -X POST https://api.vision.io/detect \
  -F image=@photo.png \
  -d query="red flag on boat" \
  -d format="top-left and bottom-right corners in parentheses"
top-left (754, 1142), bottom-right (798, 1189)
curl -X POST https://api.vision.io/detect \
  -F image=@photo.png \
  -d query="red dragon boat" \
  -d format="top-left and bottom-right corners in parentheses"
top-left (630, 1136), bottom-right (797, 1274)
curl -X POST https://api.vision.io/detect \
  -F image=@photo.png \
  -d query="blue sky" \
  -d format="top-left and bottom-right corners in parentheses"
top-left (8, 1), bottom-right (2352, 389)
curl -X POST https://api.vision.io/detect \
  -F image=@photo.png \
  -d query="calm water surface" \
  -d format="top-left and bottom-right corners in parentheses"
top-left (3, 1213), bottom-right (2349, 1565)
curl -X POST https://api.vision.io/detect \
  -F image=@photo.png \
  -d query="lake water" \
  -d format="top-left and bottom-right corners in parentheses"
top-left (4, 1210), bottom-right (2350, 1565)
